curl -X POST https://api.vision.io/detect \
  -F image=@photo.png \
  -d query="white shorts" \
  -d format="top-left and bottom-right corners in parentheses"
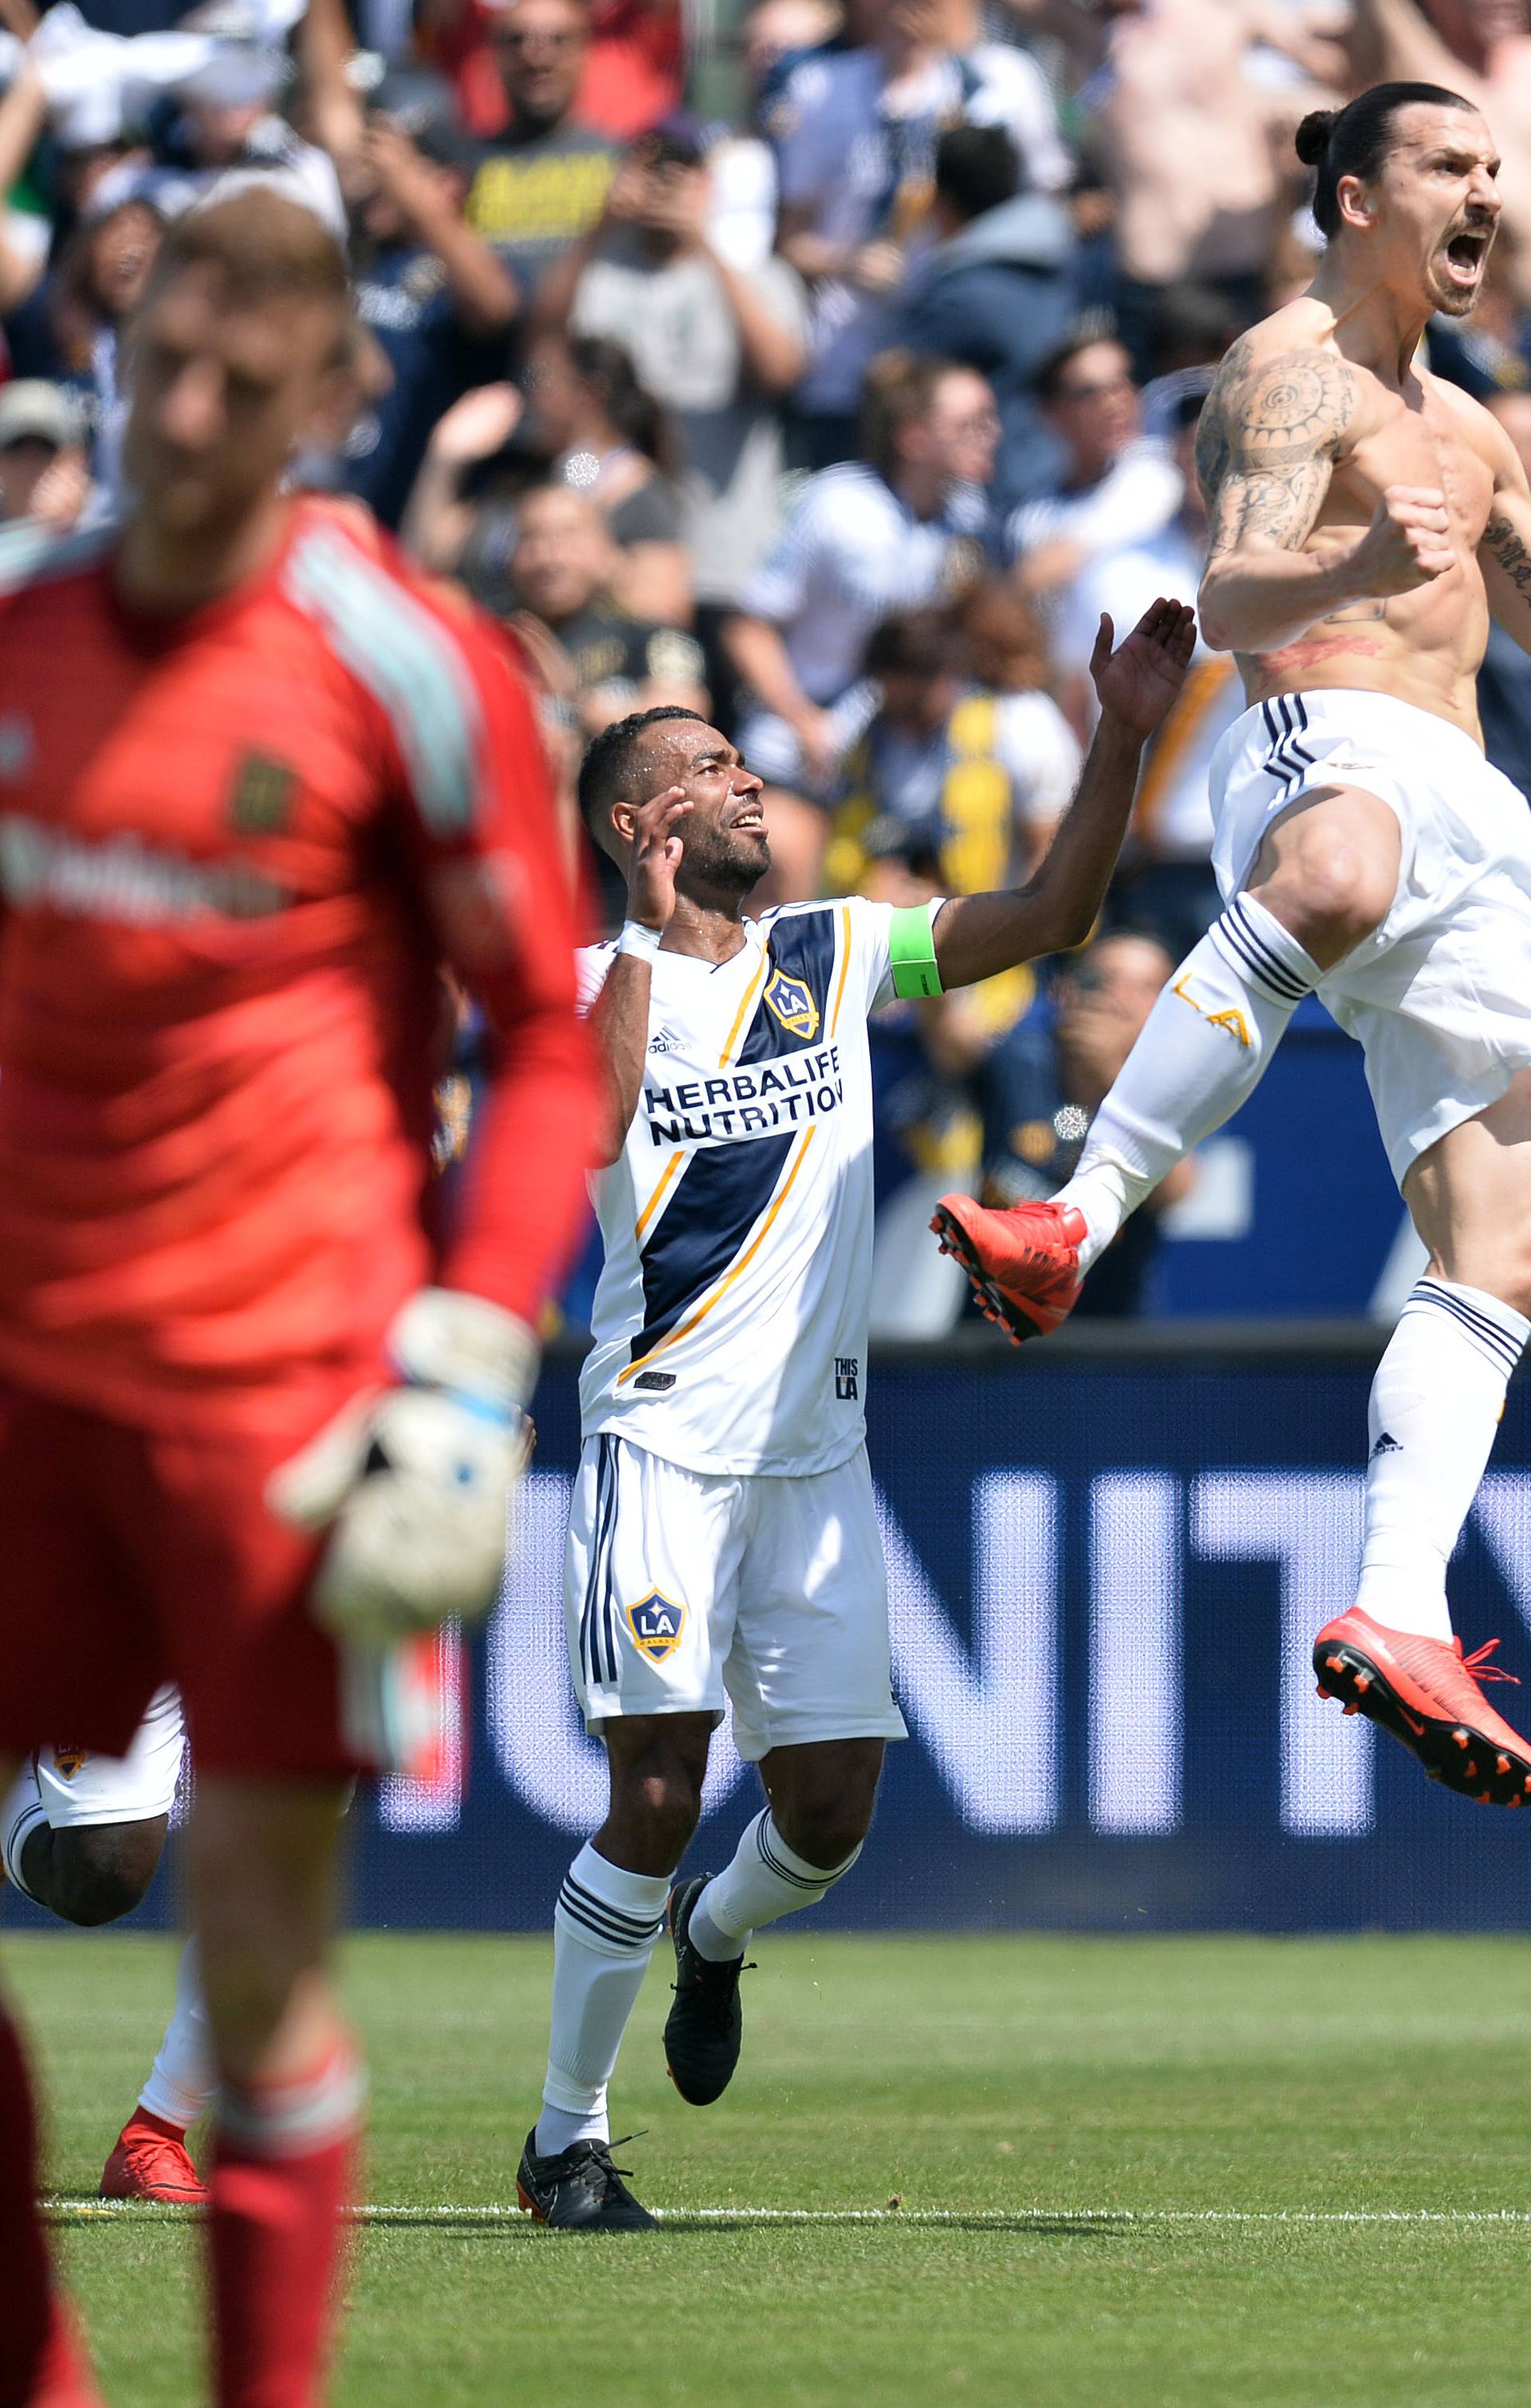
top-left (564, 1435), bottom-right (907, 1761)
top-left (1210, 690), bottom-right (1531, 1187)
top-left (35, 1682), bottom-right (185, 1828)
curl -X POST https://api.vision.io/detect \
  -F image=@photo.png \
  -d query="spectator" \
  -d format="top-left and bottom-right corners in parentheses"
top-left (1069, 0), bottom-right (1322, 372)
top-left (0, 379), bottom-right (89, 524)
top-left (518, 329), bottom-right (690, 620)
top-left (891, 123), bottom-right (1076, 509)
top-left (577, 0), bottom-right (685, 139)
top-left (824, 593), bottom-right (1080, 898)
top-left (1137, 281), bottom-right (1245, 440)
top-left (423, 0), bottom-right (685, 143)
top-left (340, 89), bottom-right (519, 529)
top-left (83, 35), bottom-right (346, 232)
top-left (773, 0), bottom-right (1070, 466)
top-left (1053, 390), bottom-right (1230, 958)
top-left (6, 181), bottom-right (163, 498)
top-left (531, 111), bottom-right (809, 704)
top-left (510, 478), bottom-right (706, 926)
top-left (1348, 0), bottom-right (1531, 305)
top-left (402, 331), bottom-right (691, 624)
top-left (462, 0), bottom-right (621, 302)
top-left (509, 480), bottom-right (707, 732)
top-left (1010, 328), bottom-right (1182, 608)
top-left (974, 929), bottom-right (1194, 1316)
top-left (724, 348), bottom-right (998, 901)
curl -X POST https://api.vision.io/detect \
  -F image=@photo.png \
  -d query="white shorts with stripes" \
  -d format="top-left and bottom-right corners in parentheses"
top-left (563, 1435), bottom-right (907, 1761)
top-left (1209, 689), bottom-right (1531, 1187)
top-left (34, 1683), bottom-right (184, 1828)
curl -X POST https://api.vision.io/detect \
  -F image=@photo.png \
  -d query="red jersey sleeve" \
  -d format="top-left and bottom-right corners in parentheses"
top-left (391, 601), bottom-right (600, 1328)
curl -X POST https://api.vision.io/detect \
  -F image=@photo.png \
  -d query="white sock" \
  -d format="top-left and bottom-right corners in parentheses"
top-left (1355, 1276), bottom-right (1529, 1642)
top-left (687, 1809), bottom-right (862, 1963)
top-left (535, 1842), bottom-right (670, 2160)
top-left (1058, 895), bottom-right (1320, 1270)
top-left (138, 1939), bottom-right (214, 2130)
top-left (0, 1761), bottom-right (45, 1902)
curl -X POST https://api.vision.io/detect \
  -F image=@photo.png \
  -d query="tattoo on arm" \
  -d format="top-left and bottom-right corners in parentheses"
top-left (1483, 510), bottom-right (1531, 608)
top-left (1198, 345), bottom-right (1359, 564)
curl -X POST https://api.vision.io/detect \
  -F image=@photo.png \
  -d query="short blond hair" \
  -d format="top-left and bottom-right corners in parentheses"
top-left (147, 188), bottom-right (352, 359)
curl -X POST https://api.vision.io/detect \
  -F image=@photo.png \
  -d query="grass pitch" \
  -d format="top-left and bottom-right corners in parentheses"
top-left (12, 1928), bottom-right (1531, 2406)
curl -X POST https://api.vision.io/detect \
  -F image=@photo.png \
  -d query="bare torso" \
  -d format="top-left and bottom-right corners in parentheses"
top-left (1105, 0), bottom-right (1277, 282)
top-left (1197, 296), bottom-right (1509, 740)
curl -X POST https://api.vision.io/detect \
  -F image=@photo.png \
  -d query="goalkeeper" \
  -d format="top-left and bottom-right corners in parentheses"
top-left (0, 194), bottom-right (596, 2408)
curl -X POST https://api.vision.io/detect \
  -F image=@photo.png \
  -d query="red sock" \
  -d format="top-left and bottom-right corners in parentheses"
top-left (0, 2008), bottom-right (50, 2407)
top-left (208, 2040), bottom-right (364, 2408)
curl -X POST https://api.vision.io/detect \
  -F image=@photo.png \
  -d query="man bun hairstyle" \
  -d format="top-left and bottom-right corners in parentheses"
top-left (1296, 81), bottom-right (1475, 240)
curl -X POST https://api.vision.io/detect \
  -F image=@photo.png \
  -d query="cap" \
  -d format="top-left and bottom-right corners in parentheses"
top-left (0, 381), bottom-right (81, 453)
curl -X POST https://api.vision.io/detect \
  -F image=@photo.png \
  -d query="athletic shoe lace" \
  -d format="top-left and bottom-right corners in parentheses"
top-left (1459, 1637), bottom-right (1519, 1686)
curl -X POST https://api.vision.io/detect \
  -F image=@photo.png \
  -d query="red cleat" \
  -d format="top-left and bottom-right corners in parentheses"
top-left (929, 1194), bottom-right (1086, 1346)
top-left (1313, 1607), bottom-right (1531, 1806)
top-left (100, 2110), bottom-right (207, 2205)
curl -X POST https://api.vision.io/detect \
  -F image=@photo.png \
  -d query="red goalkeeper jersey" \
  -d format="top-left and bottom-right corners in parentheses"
top-left (0, 502), bottom-right (598, 1429)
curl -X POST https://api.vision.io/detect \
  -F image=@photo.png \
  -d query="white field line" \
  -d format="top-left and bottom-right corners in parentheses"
top-left (44, 2199), bottom-right (1531, 2228)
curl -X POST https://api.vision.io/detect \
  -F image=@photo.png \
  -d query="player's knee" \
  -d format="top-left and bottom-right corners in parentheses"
top-left (775, 1796), bottom-right (873, 1872)
top-left (1255, 841), bottom-right (1392, 966)
top-left (624, 1768), bottom-right (703, 1859)
top-left (44, 1820), bottom-right (167, 1926)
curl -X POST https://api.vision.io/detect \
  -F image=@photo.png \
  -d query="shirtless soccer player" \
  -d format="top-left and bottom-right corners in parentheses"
top-left (0, 193), bottom-right (598, 2406)
top-left (934, 82), bottom-right (1531, 1809)
top-left (518, 600), bottom-right (1194, 2232)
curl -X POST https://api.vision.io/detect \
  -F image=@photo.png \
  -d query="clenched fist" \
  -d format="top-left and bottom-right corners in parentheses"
top-left (1349, 485), bottom-right (1455, 596)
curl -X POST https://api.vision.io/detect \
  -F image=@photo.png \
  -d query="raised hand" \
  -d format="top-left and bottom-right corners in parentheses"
top-left (1351, 485), bottom-right (1456, 596)
top-left (1089, 598), bottom-right (1198, 738)
top-left (628, 785), bottom-right (692, 931)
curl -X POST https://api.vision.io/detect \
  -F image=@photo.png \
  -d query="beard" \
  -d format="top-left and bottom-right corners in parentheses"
top-left (679, 822), bottom-right (770, 895)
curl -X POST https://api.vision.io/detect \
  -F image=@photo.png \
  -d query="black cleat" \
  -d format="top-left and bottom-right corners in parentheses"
top-left (516, 2129), bottom-right (658, 2230)
top-left (663, 1874), bottom-right (749, 2107)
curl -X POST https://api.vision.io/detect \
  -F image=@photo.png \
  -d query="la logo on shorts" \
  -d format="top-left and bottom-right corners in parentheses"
top-left (625, 1590), bottom-right (687, 1662)
top-left (764, 967), bottom-right (819, 1041)
top-left (51, 1745), bottom-right (88, 1780)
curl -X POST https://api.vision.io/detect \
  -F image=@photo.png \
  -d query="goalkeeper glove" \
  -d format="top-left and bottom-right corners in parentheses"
top-left (267, 1288), bottom-right (537, 1647)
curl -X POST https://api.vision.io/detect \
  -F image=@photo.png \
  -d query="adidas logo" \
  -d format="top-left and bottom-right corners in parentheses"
top-left (1369, 1431), bottom-right (1403, 1460)
top-left (648, 1029), bottom-right (679, 1055)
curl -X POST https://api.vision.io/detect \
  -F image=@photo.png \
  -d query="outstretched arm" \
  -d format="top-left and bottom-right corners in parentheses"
top-left (1196, 345), bottom-right (1450, 652)
top-left (931, 600), bottom-right (1195, 989)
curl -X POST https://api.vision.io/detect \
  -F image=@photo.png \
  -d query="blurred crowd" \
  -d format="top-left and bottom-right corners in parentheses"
top-left (2, 0), bottom-right (1530, 1317)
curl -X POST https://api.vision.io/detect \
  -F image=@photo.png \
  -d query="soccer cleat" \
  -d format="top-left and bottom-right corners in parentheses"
top-left (100, 2111), bottom-right (208, 2205)
top-left (516, 2130), bottom-right (658, 2231)
top-left (663, 1875), bottom-right (748, 2107)
top-left (1313, 1607), bottom-right (1531, 1806)
top-left (929, 1194), bottom-right (1086, 1346)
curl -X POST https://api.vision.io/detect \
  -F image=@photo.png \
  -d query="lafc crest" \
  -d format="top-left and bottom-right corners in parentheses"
top-left (625, 1590), bottom-right (686, 1662)
top-left (764, 966), bottom-right (820, 1041)
top-left (228, 751), bottom-right (297, 836)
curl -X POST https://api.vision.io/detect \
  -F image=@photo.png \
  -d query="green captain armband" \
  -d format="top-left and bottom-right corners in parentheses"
top-left (888, 901), bottom-right (944, 1000)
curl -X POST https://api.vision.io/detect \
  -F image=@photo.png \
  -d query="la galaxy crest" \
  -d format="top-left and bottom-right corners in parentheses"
top-left (625, 1590), bottom-right (686, 1662)
top-left (764, 966), bottom-right (820, 1041)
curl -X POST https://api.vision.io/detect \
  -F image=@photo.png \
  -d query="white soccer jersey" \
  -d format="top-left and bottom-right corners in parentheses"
top-left (578, 898), bottom-right (914, 1477)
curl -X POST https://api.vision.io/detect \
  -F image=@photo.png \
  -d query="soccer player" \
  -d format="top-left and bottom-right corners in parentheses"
top-left (0, 191), bottom-right (599, 2406)
top-left (2, 1692), bottom-right (212, 2204)
top-left (932, 84), bottom-right (1531, 1808)
top-left (518, 597), bottom-right (1194, 2231)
